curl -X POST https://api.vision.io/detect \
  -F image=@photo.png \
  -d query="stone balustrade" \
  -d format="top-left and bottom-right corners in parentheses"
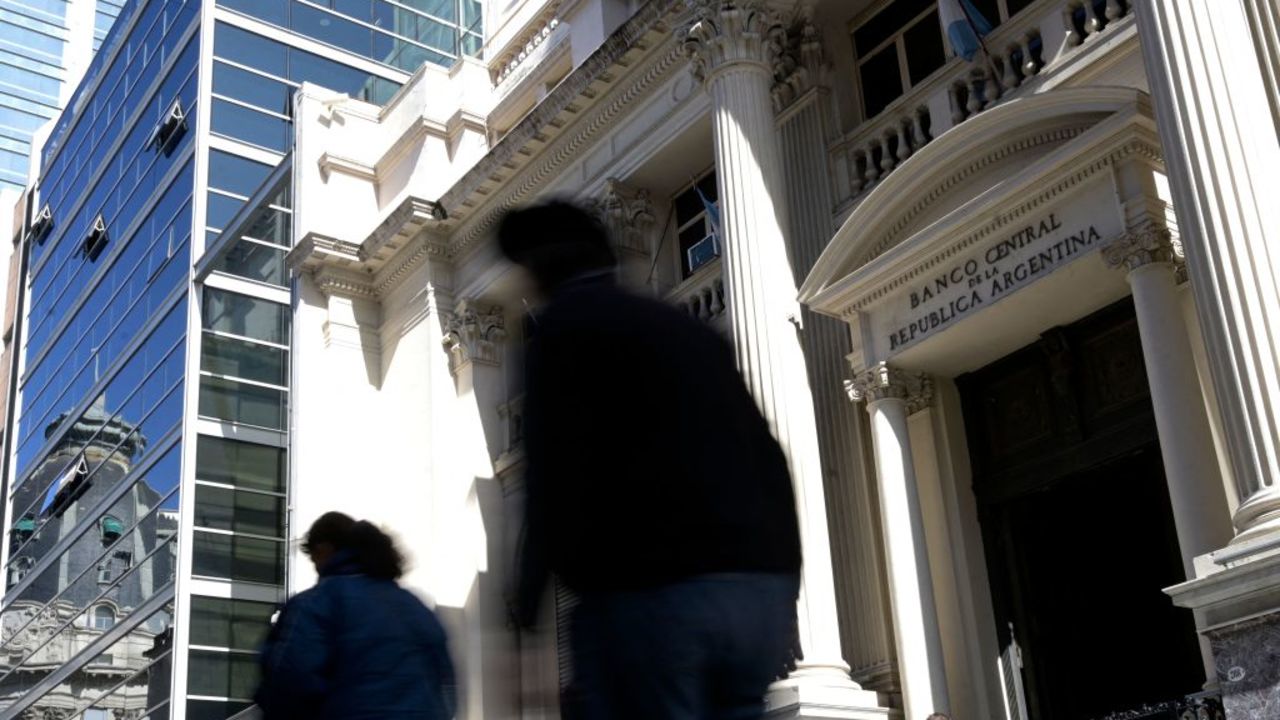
top-left (667, 257), bottom-right (727, 326)
top-left (830, 0), bottom-right (1133, 213)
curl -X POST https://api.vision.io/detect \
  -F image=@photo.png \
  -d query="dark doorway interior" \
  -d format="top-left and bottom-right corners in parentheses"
top-left (958, 299), bottom-right (1203, 720)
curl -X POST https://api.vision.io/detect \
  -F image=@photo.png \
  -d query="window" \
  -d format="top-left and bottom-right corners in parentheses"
top-left (673, 171), bottom-right (720, 279)
top-left (851, 0), bottom-right (947, 119)
top-left (203, 288), bottom-right (290, 344)
top-left (91, 604), bottom-right (116, 630)
top-left (195, 436), bottom-right (285, 493)
top-left (189, 596), bottom-right (277, 651)
top-left (192, 532), bottom-right (284, 584)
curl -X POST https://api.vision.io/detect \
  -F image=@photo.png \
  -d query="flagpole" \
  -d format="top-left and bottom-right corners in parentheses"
top-left (955, 0), bottom-right (1004, 97)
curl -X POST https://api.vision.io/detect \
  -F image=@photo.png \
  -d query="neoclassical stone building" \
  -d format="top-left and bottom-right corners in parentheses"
top-left (253, 0), bottom-right (1280, 718)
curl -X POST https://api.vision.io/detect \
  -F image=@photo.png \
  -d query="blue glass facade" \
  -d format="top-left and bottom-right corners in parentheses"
top-left (0, 0), bottom-right (481, 716)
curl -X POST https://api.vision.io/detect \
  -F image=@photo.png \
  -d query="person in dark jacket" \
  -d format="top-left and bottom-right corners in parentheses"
top-left (502, 201), bottom-right (803, 720)
top-left (256, 512), bottom-right (456, 719)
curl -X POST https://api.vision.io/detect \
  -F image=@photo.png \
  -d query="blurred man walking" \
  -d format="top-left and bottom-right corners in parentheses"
top-left (504, 201), bottom-right (802, 720)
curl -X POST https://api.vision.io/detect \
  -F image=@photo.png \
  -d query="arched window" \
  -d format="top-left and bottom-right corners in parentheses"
top-left (91, 605), bottom-right (115, 631)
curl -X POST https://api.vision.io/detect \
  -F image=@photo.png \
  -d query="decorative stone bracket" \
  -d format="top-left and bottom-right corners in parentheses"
top-left (442, 299), bottom-right (506, 373)
top-left (845, 362), bottom-right (935, 415)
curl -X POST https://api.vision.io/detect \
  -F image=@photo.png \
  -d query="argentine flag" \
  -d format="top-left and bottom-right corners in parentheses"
top-left (939, 0), bottom-right (993, 62)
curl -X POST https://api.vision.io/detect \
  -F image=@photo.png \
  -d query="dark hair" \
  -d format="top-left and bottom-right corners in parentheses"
top-left (925, 714), bottom-right (951, 720)
top-left (497, 201), bottom-right (616, 291)
top-left (304, 511), bottom-right (405, 581)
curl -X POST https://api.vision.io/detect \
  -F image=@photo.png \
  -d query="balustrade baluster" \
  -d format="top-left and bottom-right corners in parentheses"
top-left (1001, 48), bottom-right (1020, 90)
top-left (1021, 34), bottom-right (1040, 77)
top-left (1064, 6), bottom-right (1083, 46)
top-left (896, 121), bottom-right (913, 162)
top-left (966, 72), bottom-right (984, 116)
top-left (863, 141), bottom-right (880, 184)
top-left (878, 133), bottom-right (895, 175)
top-left (711, 278), bottom-right (725, 316)
top-left (911, 110), bottom-right (929, 149)
top-left (849, 149), bottom-right (866, 194)
top-left (1082, 0), bottom-right (1103, 37)
top-left (949, 83), bottom-right (968, 125)
top-left (1105, 0), bottom-right (1123, 21)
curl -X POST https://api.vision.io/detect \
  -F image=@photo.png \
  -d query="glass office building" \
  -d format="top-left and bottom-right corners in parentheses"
top-left (1, 0), bottom-right (131, 194)
top-left (0, 0), bottom-right (480, 717)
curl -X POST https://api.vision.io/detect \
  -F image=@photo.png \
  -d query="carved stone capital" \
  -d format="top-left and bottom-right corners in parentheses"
top-left (593, 178), bottom-right (657, 257)
top-left (442, 299), bottom-right (506, 373)
top-left (682, 0), bottom-right (787, 85)
top-left (845, 363), bottom-right (934, 414)
top-left (1101, 226), bottom-right (1182, 273)
top-left (771, 11), bottom-right (828, 111)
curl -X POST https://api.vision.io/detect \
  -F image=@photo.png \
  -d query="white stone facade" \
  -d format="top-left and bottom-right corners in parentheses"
top-left (287, 0), bottom-right (1280, 718)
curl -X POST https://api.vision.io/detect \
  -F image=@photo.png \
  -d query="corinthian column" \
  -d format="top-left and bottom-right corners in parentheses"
top-left (1101, 228), bottom-right (1234, 572)
top-left (1135, 0), bottom-right (1280, 544)
top-left (846, 364), bottom-right (949, 720)
top-left (682, 2), bottom-right (885, 713)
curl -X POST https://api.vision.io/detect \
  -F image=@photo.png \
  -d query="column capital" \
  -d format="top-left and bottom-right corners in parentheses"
top-left (1101, 225), bottom-right (1183, 273)
top-left (845, 363), bottom-right (934, 414)
top-left (771, 10), bottom-right (829, 112)
top-left (442, 299), bottom-right (506, 373)
top-left (682, 0), bottom-right (787, 85)
top-left (592, 178), bottom-right (657, 258)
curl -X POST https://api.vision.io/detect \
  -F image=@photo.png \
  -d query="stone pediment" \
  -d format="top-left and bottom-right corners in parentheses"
top-left (800, 87), bottom-right (1159, 309)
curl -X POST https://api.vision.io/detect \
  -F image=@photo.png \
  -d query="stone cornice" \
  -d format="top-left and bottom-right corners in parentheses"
top-left (436, 0), bottom-right (681, 254)
top-left (289, 195), bottom-right (446, 300)
top-left (318, 152), bottom-right (377, 181)
top-left (845, 363), bottom-right (934, 414)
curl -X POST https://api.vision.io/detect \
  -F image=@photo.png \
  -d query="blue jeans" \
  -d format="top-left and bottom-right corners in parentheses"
top-left (567, 573), bottom-right (799, 720)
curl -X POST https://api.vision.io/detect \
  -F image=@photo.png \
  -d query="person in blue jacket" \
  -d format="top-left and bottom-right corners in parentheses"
top-left (255, 512), bottom-right (457, 719)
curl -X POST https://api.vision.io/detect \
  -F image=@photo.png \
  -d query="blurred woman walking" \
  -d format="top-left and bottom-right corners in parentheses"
top-left (255, 511), bottom-right (457, 719)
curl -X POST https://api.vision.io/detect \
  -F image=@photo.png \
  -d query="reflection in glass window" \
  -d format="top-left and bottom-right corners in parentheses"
top-left (195, 436), bottom-right (285, 493)
top-left (198, 376), bottom-right (287, 430)
top-left (189, 596), bottom-right (277, 651)
top-left (193, 532), bottom-right (284, 584)
top-left (214, 239), bottom-right (288, 286)
top-left (91, 604), bottom-right (116, 630)
top-left (195, 485), bottom-right (285, 538)
top-left (202, 288), bottom-right (289, 344)
top-left (201, 334), bottom-right (288, 386)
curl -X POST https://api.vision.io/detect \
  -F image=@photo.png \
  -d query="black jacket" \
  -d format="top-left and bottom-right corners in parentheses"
top-left (517, 277), bottom-right (801, 622)
top-left (257, 554), bottom-right (457, 719)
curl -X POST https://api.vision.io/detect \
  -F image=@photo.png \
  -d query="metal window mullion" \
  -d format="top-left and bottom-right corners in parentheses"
top-left (198, 370), bottom-right (291, 394)
top-left (193, 479), bottom-right (287, 498)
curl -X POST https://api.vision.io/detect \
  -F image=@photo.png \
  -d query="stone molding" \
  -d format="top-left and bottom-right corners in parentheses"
top-left (682, 0), bottom-right (786, 85)
top-left (313, 267), bottom-right (377, 299)
top-left (437, 0), bottom-right (680, 253)
top-left (845, 362), bottom-right (934, 414)
top-left (1101, 224), bottom-right (1182, 273)
top-left (593, 178), bottom-right (657, 257)
top-left (442, 299), bottom-right (506, 372)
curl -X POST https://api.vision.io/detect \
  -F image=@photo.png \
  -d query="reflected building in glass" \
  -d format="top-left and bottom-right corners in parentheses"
top-left (0, 0), bottom-right (128, 194)
top-left (0, 0), bottom-right (481, 717)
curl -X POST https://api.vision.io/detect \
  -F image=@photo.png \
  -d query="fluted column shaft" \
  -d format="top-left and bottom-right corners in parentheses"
top-left (848, 366), bottom-right (949, 720)
top-left (1103, 233), bottom-right (1234, 573)
top-left (684, 2), bottom-right (847, 676)
top-left (1135, 0), bottom-right (1280, 543)
top-left (779, 83), bottom-right (897, 686)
